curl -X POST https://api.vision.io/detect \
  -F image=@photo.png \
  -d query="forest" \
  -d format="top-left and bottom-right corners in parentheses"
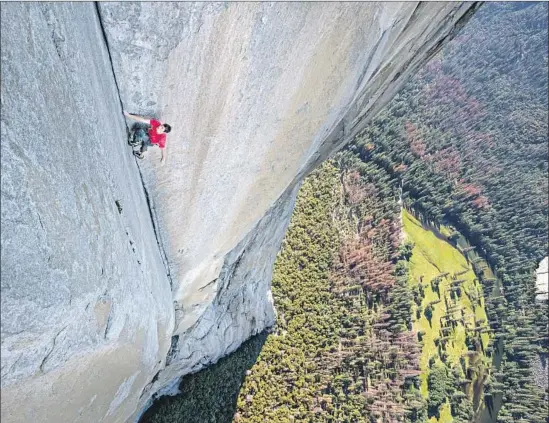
top-left (349, 2), bottom-right (548, 421)
top-left (401, 208), bottom-right (492, 422)
top-left (143, 156), bottom-right (428, 422)
top-left (142, 3), bottom-right (548, 422)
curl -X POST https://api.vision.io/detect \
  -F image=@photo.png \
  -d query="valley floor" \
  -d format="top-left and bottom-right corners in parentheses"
top-left (403, 209), bottom-right (491, 422)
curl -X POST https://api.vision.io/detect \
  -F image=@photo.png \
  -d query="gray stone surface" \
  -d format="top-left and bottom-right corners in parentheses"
top-left (1, 2), bottom-right (478, 422)
top-left (1, 3), bottom-right (173, 422)
top-left (137, 183), bottom-right (300, 414)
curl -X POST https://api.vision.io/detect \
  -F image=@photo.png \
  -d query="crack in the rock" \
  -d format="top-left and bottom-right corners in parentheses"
top-left (94, 2), bottom-right (174, 290)
top-left (215, 248), bottom-right (246, 305)
top-left (133, 166), bottom-right (175, 289)
top-left (6, 353), bottom-right (24, 376)
top-left (39, 325), bottom-right (68, 373)
top-left (103, 308), bottom-right (113, 339)
top-left (165, 335), bottom-right (180, 365)
top-left (198, 278), bottom-right (217, 292)
top-left (37, 212), bottom-right (45, 231)
top-left (94, 3), bottom-right (126, 128)
top-left (180, 350), bottom-right (198, 362)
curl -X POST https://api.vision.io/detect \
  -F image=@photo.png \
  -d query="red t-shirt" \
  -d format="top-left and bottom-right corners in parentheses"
top-left (148, 119), bottom-right (166, 149)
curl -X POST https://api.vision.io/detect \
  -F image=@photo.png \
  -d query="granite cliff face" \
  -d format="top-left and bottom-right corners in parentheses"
top-left (1, 4), bottom-right (173, 422)
top-left (1, 2), bottom-right (478, 422)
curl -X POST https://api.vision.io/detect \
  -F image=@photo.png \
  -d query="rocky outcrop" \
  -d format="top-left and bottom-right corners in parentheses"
top-left (1, 2), bottom-right (478, 422)
top-left (536, 257), bottom-right (548, 302)
top-left (534, 257), bottom-right (548, 390)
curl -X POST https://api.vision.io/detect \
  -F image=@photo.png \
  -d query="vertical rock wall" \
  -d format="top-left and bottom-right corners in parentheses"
top-left (1, 3), bottom-right (173, 422)
top-left (1, 2), bottom-right (478, 422)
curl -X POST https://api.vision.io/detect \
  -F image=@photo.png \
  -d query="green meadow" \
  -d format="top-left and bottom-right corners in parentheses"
top-left (402, 209), bottom-right (491, 422)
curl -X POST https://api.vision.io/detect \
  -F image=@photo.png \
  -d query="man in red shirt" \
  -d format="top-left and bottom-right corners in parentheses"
top-left (124, 111), bottom-right (172, 163)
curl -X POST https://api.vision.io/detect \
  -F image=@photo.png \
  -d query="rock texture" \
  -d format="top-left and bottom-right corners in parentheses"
top-left (1, 2), bottom-right (478, 422)
top-left (1, 4), bottom-right (173, 422)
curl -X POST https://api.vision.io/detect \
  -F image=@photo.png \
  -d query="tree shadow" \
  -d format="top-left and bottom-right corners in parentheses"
top-left (139, 331), bottom-right (268, 423)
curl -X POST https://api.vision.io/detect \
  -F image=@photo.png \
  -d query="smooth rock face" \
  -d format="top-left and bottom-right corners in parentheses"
top-left (140, 183), bottom-right (300, 410)
top-left (1, 4), bottom-right (173, 422)
top-left (1, 2), bottom-right (477, 422)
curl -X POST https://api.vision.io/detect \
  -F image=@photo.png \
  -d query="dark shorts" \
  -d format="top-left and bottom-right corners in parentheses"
top-left (134, 128), bottom-right (151, 145)
top-left (132, 125), bottom-right (152, 152)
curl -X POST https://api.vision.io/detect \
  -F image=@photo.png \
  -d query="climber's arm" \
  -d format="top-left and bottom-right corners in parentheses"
top-left (160, 146), bottom-right (167, 164)
top-left (123, 111), bottom-right (151, 124)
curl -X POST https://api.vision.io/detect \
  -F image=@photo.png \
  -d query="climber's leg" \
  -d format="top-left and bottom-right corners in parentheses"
top-left (140, 136), bottom-right (152, 153)
top-left (129, 124), bottom-right (146, 147)
top-left (133, 128), bottom-right (149, 146)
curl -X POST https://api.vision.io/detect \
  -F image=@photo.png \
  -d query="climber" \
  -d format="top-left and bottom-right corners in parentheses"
top-left (124, 111), bottom-right (172, 163)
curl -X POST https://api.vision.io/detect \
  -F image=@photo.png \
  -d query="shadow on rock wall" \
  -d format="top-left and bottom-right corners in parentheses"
top-left (140, 332), bottom-right (268, 423)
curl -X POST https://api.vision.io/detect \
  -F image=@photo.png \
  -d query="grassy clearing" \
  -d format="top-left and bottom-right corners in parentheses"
top-left (432, 401), bottom-right (453, 423)
top-left (402, 209), bottom-right (491, 420)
